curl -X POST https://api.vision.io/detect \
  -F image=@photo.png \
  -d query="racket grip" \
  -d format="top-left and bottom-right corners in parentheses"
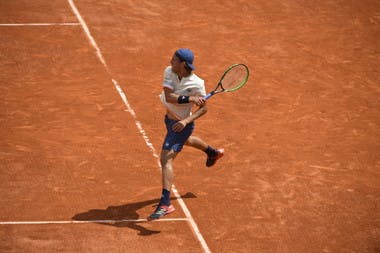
top-left (204, 93), bottom-right (213, 100)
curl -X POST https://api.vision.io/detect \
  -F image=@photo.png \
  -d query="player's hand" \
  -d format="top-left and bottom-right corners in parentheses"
top-left (190, 96), bottom-right (206, 106)
top-left (172, 120), bottom-right (187, 132)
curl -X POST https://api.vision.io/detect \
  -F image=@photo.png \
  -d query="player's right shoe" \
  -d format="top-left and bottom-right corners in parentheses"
top-left (206, 148), bottom-right (224, 167)
top-left (147, 204), bottom-right (175, 221)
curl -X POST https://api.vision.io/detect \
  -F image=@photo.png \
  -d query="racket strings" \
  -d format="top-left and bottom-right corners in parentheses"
top-left (220, 65), bottom-right (248, 91)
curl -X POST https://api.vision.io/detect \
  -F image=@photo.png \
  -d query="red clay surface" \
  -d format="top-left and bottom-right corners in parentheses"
top-left (1, 0), bottom-right (379, 252)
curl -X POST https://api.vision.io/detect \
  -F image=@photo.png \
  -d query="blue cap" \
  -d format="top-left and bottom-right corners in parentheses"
top-left (175, 48), bottom-right (195, 70)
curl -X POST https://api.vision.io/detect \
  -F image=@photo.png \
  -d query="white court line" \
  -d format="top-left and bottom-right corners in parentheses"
top-left (67, 1), bottom-right (211, 253)
top-left (0, 218), bottom-right (188, 225)
top-left (0, 23), bottom-right (80, 26)
top-left (113, 79), bottom-right (160, 160)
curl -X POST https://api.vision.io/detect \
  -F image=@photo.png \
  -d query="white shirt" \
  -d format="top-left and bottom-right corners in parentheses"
top-left (160, 66), bottom-right (206, 120)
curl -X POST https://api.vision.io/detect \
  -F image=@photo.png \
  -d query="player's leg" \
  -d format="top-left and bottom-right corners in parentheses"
top-left (147, 149), bottom-right (177, 221)
top-left (148, 116), bottom-right (193, 221)
top-left (160, 149), bottom-right (177, 198)
top-left (185, 136), bottom-right (224, 167)
top-left (185, 135), bottom-right (208, 150)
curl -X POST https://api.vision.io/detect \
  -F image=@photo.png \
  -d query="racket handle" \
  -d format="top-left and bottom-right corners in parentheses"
top-left (204, 93), bottom-right (213, 100)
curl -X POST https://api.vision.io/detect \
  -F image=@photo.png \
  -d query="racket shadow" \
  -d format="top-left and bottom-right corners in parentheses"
top-left (71, 192), bottom-right (197, 236)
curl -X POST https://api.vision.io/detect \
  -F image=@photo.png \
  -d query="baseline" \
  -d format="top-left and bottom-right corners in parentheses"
top-left (0, 23), bottom-right (80, 26)
top-left (0, 218), bottom-right (188, 225)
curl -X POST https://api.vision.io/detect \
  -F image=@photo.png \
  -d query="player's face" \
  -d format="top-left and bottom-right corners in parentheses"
top-left (170, 54), bottom-right (183, 74)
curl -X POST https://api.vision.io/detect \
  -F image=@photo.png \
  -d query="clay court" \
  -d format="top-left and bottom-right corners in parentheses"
top-left (1, 0), bottom-right (379, 252)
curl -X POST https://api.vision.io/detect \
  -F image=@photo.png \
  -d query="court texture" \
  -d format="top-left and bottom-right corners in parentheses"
top-left (0, 1), bottom-right (379, 252)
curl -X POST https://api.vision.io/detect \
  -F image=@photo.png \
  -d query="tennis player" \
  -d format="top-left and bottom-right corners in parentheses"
top-left (147, 48), bottom-right (224, 220)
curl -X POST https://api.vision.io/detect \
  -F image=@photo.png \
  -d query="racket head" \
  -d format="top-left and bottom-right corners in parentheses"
top-left (219, 64), bottom-right (249, 92)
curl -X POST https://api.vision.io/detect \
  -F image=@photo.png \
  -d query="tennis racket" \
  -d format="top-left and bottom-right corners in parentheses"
top-left (204, 63), bottom-right (249, 100)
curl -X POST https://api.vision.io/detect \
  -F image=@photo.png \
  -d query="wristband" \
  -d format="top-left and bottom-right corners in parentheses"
top-left (178, 95), bottom-right (190, 104)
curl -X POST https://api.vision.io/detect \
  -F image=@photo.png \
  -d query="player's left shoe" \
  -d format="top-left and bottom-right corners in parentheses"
top-left (206, 148), bottom-right (224, 167)
top-left (147, 204), bottom-right (175, 221)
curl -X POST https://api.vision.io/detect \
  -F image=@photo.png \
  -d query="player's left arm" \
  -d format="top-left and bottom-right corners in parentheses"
top-left (172, 103), bottom-right (208, 132)
top-left (164, 87), bottom-right (206, 106)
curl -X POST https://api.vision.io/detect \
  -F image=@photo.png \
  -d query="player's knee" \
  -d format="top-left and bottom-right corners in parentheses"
top-left (160, 155), bottom-right (168, 167)
top-left (160, 151), bottom-right (176, 166)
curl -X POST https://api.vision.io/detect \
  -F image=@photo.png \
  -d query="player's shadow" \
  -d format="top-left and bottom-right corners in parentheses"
top-left (72, 192), bottom-right (197, 236)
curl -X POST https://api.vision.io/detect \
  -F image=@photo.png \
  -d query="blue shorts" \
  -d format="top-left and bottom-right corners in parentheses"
top-left (162, 115), bottom-right (194, 152)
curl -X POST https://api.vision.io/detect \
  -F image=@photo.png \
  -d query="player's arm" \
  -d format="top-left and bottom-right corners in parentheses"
top-left (184, 102), bottom-right (208, 123)
top-left (163, 87), bottom-right (205, 106)
top-left (171, 99), bottom-right (208, 132)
